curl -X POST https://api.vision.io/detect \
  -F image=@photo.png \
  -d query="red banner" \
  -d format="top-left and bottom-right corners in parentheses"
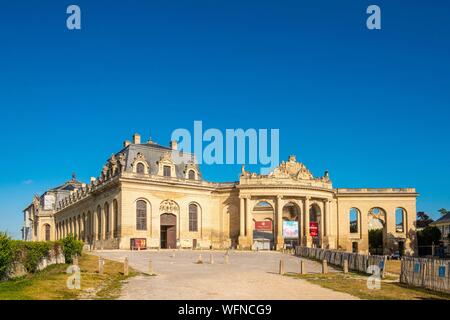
top-left (309, 222), bottom-right (318, 237)
top-left (130, 238), bottom-right (147, 250)
top-left (255, 220), bottom-right (273, 231)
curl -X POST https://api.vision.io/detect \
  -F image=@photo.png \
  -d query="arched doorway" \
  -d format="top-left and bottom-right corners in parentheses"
top-left (282, 202), bottom-right (301, 248)
top-left (160, 213), bottom-right (177, 249)
top-left (368, 207), bottom-right (386, 255)
top-left (252, 201), bottom-right (275, 250)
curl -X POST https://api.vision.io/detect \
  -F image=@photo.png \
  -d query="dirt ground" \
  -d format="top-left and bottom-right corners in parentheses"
top-left (95, 250), bottom-right (358, 300)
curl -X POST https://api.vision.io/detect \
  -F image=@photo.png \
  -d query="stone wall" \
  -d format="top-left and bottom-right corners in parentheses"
top-left (7, 248), bottom-right (65, 280)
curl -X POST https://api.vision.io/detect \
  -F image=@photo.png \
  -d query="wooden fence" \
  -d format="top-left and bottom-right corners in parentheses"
top-left (295, 246), bottom-right (387, 276)
top-left (400, 257), bottom-right (450, 294)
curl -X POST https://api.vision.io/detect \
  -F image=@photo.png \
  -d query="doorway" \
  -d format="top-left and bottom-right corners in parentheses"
top-left (160, 213), bottom-right (177, 249)
top-left (398, 241), bottom-right (405, 257)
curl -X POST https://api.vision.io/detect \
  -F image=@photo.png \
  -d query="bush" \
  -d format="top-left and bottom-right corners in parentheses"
top-left (24, 242), bottom-right (53, 273)
top-left (10, 241), bottom-right (53, 273)
top-left (0, 232), bottom-right (14, 280)
top-left (59, 234), bottom-right (83, 264)
top-left (0, 233), bottom-right (83, 281)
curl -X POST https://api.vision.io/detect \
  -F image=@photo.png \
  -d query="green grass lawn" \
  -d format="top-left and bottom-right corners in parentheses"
top-left (287, 272), bottom-right (450, 300)
top-left (385, 259), bottom-right (401, 275)
top-left (0, 254), bottom-right (137, 300)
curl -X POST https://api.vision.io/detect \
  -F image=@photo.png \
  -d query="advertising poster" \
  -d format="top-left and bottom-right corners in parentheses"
top-left (283, 220), bottom-right (298, 238)
top-left (309, 222), bottom-right (318, 237)
top-left (255, 220), bottom-right (273, 231)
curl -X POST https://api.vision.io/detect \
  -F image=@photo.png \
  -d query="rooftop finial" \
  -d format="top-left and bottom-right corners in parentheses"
top-left (72, 172), bottom-right (77, 181)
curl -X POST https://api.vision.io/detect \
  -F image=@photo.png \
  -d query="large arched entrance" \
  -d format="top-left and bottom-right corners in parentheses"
top-left (160, 213), bottom-right (177, 249)
top-left (368, 207), bottom-right (386, 255)
top-left (252, 201), bottom-right (275, 250)
top-left (282, 202), bottom-right (301, 248)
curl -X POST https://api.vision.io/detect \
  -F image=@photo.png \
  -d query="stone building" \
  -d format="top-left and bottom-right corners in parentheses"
top-left (430, 213), bottom-right (450, 250)
top-left (21, 176), bottom-right (83, 241)
top-left (22, 133), bottom-right (418, 255)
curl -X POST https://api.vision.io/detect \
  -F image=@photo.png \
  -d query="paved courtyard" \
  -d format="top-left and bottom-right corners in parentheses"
top-left (95, 250), bottom-right (358, 300)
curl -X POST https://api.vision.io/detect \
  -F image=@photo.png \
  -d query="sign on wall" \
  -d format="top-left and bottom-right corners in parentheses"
top-left (283, 220), bottom-right (298, 238)
top-left (255, 220), bottom-right (273, 231)
top-left (130, 238), bottom-right (147, 250)
top-left (309, 222), bottom-right (318, 237)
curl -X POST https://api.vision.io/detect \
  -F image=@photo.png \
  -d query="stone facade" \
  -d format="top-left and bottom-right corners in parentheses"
top-left (22, 133), bottom-right (418, 255)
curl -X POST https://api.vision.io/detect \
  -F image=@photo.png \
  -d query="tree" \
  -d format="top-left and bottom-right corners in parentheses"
top-left (438, 208), bottom-right (449, 216)
top-left (417, 226), bottom-right (442, 246)
top-left (369, 229), bottom-right (383, 248)
top-left (416, 212), bottom-right (433, 228)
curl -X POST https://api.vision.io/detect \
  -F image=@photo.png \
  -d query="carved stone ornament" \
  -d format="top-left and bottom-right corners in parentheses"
top-left (32, 195), bottom-right (40, 209)
top-left (159, 152), bottom-right (173, 164)
top-left (131, 152), bottom-right (149, 172)
top-left (159, 200), bottom-right (179, 214)
top-left (109, 154), bottom-right (118, 175)
top-left (184, 160), bottom-right (198, 174)
top-left (118, 153), bottom-right (126, 172)
top-left (269, 155), bottom-right (314, 180)
top-left (241, 165), bottom-right (250, 177)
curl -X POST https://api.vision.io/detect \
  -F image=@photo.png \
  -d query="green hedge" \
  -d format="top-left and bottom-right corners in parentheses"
top-left (59, 234), bottom-right (83, 264)
top-left (0, 233), bottom-right (83, 280)
top-left (0, 232), bottom-right (14, 280)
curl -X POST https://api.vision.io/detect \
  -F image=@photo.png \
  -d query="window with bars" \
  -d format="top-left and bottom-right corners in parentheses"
top-left (136, 200), bottom-right (147, 230)
top-left (189, 204), bottom-right (198, 232)
top-left (163, 165), bottom-right (171, 177)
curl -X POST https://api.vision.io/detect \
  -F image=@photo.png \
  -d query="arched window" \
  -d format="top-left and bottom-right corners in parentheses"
top-left (44, 224), bottom-right (51, 241)
top-left (189, 204), bottom-right (198, 232)
top-left (97, 206), bottom-right (102, 240)
top-left (188, 170), bottom-right (196, 180)
top-left (136, 163), bottom-right (145, 174)
top-left (136, 200), bottom-right (147, 230)
top-left (113, 199), bottom-right (119, 237)
top-left (104, 202), bottom-right (110, 238)
top-left (395, 208), bottom-right (405, 233)
top-left (349, 208), bottom-right (359, 233)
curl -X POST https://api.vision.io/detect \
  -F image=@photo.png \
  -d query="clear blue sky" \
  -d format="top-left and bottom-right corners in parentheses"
top-left (1, 1), bottom-right (449, 239)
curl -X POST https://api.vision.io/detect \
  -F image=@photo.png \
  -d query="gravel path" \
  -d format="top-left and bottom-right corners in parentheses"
top-left (95, 250), bottom-right (358, 300)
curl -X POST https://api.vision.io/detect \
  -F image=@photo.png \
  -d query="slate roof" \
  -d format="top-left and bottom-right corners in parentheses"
top-left (116, 141), bottom-right (201, 180)
top-left (430, 213), bottom-right (450, 226)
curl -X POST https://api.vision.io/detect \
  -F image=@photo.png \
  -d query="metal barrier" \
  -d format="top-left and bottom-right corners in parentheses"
top-left (400, 257), bottom-right (450, 294)
top-left (295, 246), bottom-right (387, 276)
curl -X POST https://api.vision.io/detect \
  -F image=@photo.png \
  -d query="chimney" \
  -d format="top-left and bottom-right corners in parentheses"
top-left (123, 140), bottom-right (131, 147)
top-left (132, 133), bottom-right (141, 144)
top-left (170, 140), bottom-right (178, 150)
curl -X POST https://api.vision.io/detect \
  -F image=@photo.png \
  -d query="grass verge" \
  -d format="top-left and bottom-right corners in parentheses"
top-left (287, 272), bottom-right (450, 300)
top-left (0, 254), bottom-right (137, 300)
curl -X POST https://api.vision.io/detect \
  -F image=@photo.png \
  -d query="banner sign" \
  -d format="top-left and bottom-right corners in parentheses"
top-left (130, 238), bottom-right (147, 250)
top-left (283, 220), bottom-right (298, 238)
top-left (255, 220), bottom-right (272, 231)
top-left (309, 222), bottom-right (318, 237)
